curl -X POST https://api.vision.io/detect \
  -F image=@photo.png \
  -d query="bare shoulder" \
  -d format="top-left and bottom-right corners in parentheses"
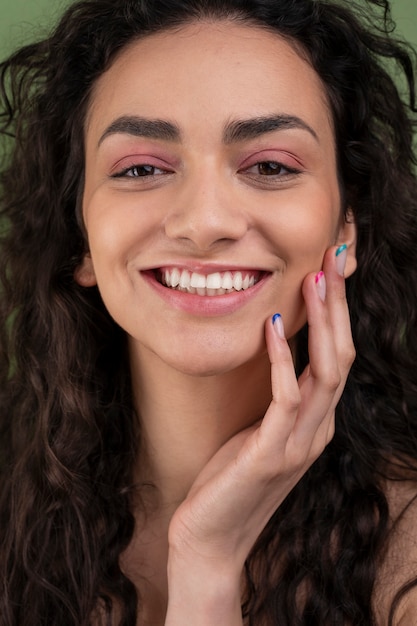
top-left (374, 478), bottom-right (417, 625)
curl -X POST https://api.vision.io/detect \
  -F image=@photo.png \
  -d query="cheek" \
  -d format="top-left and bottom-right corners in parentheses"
top-left (84, 196), bottom-right (154, 266)
top-left (272, 280), bottom-right (306, 340)
top-left (263, 200), bottom-right (339, 336)
top-left (262, 190), bottom-right (341, 253)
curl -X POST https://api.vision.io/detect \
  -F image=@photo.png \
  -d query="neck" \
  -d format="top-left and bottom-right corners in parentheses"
top-left (122, 342), bottom-right (271, 624)
top-left (129, 343), bottom-right (272, 509)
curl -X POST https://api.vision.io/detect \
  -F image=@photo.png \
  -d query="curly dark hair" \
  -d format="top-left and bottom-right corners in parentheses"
top-left (1, 0), bottom-right (417, 624)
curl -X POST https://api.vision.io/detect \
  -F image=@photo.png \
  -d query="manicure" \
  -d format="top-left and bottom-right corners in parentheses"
top-left (272, 313), bottom-right (285, 339)
top-left (336, 244), bottom-right (348, 276)
top-left (315, 271), bottom-right (326, 302)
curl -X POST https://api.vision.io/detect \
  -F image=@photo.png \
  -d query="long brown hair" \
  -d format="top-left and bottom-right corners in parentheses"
top-left (1, 1), bottom-right (417, 624)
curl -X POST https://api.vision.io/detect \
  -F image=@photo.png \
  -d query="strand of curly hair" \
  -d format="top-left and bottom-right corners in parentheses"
top-left (1, 1), bottom-right (417, 624)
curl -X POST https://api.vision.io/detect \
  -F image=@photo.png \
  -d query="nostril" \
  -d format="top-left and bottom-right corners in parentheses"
top-left (163, 203), bottom-right (249, 249)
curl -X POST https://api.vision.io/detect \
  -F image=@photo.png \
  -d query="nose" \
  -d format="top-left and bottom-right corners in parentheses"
top-left (163, 171), bottom-right (249, 251)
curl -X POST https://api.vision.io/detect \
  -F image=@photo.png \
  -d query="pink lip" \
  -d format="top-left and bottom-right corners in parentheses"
top-left (141, 262), bottom-right (264, 274)
top-left (141, 269), bottom-right (271, 316)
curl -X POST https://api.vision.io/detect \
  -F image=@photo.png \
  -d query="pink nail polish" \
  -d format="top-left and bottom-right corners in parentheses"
top-left (315, 271), bottom-right (326, 302)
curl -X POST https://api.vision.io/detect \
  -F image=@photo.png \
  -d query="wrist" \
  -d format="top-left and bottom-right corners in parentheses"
top-left (165, 547), bottom-right (243, 626)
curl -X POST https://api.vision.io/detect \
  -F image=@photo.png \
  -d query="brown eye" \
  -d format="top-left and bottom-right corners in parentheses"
top-left (112, 163), bottom-right (168, 178)
top-left (127, 165), bottom-right (159, 177)
top-left (257, 161), bottom-right (283, 175)
top-left (239, 158), bottom-right (302, 187)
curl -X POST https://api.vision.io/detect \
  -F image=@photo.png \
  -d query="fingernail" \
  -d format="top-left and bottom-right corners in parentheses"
top-left (336, 244), bottom-right (347, 277)
top-left (315, 271), bottom-right (326, 302)
top-left (272, 313), bottom-right (285, 339)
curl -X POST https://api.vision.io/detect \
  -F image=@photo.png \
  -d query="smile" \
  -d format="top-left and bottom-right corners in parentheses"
top-left (157, 268), bottom-right (262, 296)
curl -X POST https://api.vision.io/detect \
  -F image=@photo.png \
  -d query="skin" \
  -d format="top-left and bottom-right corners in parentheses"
top-left (77, 21), bottom-right (357, 625)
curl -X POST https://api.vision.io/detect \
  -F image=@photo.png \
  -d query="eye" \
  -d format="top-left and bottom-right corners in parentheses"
top-left (238, 157), bottom-right (303, 189)
top-left (259, 161), bottom-right (284, 175)
top-left (112, 163), bottom-right (168, 178)
top-left (245, 161), bottom-right (299, 177)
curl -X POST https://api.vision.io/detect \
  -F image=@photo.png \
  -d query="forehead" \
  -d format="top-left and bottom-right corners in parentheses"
top-left (86, 20), bottom-right (334, 146)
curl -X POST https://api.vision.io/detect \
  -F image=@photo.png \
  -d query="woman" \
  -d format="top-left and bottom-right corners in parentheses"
top-left (1, 0), bottom-right (417, 624)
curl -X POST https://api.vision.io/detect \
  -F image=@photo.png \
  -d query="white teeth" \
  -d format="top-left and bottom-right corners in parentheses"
top-left (171, 267), bottom-right (181, 287)
top-left (206, 272), bottom-right (222, 289)
top-left (190, 272), bottom-right (206, 289)
top-left (179, 269), bottom-right (191, 289)
top-left (233, 272), bottom-right (243, 291)
top-left (222, 271), bottom-right (233, 290)
top-left (161, 268), bottom-right (261, 295)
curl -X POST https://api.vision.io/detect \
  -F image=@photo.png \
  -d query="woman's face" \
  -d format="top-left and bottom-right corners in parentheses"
top-left (79, 21), bottom-right (354, 376)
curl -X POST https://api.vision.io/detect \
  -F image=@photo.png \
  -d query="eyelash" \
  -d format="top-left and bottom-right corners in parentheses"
top-left (110, 160), bottom-right (302, 184)
top-left (240, 160), bottom-right (301, 180)
top-left (111, 164), bottom-right (170, 178)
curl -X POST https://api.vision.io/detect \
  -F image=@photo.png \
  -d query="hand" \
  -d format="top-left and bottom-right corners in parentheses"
top-left (165, 246), bottom-right (355, 624)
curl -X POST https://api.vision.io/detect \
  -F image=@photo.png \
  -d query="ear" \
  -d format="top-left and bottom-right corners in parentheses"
top-left (336, 209), bottom-right (357, 277)
top-left (74, 252), bottom-right (97, 287)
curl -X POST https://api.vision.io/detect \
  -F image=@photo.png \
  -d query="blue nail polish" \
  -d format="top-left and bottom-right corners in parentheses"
top-left (336, 244), bottom-right (348, 276)
top-left (336, 243), bottom-right (347, 257)
top-left (272, 313), bottom-right (285, 339)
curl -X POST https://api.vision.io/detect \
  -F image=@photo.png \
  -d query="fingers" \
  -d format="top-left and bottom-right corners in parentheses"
top-left (322, 245), bottom-right (356, 374)
top-left (295, 245), bottom-right (355, 447)
top-left (260, 245), bottom-right (355, 469)
top-left (261, 314), bottom-right (302, 448)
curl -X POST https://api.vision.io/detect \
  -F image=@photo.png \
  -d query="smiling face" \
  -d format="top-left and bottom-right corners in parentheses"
top-left (78, 21), bottom-right (355, 376)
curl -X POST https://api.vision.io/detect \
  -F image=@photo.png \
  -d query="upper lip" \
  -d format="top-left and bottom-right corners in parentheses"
top-left (141, 262), bottom-right (272, 274)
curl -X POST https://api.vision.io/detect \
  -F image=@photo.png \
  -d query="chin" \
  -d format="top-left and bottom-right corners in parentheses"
top-left (170, 359), bottom-right (241, 378)
top-left (128, 318), bottom-right (268, 377)
top-left (159, 339), bottom-right (268, 378)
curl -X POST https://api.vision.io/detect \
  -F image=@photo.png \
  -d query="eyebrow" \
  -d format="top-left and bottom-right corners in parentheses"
top-left (223, 114), bottom-right (319, 144)
top-left (98, 116), bottom-right (181, 146)
top-left (98, 113), bottom-right (319, 147)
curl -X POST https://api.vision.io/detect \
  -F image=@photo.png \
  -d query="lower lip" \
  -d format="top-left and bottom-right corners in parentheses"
top-left (142, 271), bottom-right (271, 316)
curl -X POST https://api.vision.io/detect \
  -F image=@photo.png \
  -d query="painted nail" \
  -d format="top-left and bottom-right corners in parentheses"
top-left (336, 244), bottom-right (348, 277)
top-left (315, 271), bottom-right (326, 302)
top-left (272, 313), bottom-right (285, 339)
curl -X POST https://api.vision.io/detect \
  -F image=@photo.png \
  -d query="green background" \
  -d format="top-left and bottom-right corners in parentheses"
top-left (0, 0), bottom-right (417, 58)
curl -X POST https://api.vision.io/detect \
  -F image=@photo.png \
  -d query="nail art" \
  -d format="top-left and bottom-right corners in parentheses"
top-left (336, 244), bottom-right (347, 277)
top-left (272, 313), bottom-right (285, 339)
top-left (315, 271), bottom-right (326, 302)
